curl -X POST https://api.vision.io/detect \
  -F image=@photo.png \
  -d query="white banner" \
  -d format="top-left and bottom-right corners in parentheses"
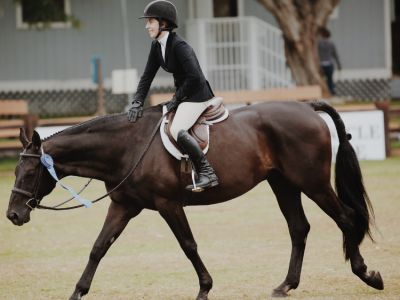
top-left (319, 110), bottom-right (385, 161)
top-left (111, 69), bottom-right (137, 94)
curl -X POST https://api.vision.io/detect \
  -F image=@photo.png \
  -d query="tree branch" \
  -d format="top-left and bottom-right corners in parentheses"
top-left (257, 0), bottom-right (302, 43)
top-left (314, 0), bottom-right (340, 28)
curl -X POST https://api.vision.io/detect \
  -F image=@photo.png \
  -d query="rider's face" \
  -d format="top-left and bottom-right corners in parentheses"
top-left (145, 18), bottom-right (160, 39)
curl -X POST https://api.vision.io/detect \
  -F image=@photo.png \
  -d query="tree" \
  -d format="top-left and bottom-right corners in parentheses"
top-left (256, 0), bottom-right (340, 96)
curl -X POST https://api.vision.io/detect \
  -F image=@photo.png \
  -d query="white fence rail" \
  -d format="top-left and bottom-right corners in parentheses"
top-left (186, 16), bottom-right (293, 91)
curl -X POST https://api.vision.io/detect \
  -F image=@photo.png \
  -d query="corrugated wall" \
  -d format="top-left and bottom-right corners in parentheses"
top-left (0, 0), bottom-right (188, 82)
top-left (328, 0), bottom-right (386, 69)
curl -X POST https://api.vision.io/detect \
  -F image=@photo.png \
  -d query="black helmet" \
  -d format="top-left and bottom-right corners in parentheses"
top-left (140, 0), bottom-right (178, 29)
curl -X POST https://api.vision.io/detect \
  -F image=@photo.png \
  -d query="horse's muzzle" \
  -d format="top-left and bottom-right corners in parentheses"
top-left (7, 210), bottom-right (29, 226)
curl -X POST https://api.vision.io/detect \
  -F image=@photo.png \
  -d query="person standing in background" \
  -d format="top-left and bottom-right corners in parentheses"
top-left (318, 27), bottom-right (342, 96)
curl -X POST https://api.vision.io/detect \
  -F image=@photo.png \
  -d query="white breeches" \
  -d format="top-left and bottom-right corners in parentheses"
top-left (170, 100), bottom-right (212, 141)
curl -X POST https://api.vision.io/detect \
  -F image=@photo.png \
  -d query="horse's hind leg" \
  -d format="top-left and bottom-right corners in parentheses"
top-left (267, 171), bottom-right (310, 297)
top-left (155, 198), bottom-right (213, 300)
top-left (305, 185), bottom-right (384, 290)
top-left (69, 201), bottom-right (142, 300)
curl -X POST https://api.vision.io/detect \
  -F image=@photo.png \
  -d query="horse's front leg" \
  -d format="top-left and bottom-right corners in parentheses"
top-left (69, 201), bottom-right (142, 300)
top-left (156, 198), bottom-right (213, 300)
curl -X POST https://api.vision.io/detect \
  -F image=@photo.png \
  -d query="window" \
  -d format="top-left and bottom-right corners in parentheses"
top-left (213, 0), bottom-right (238, 17)
top-left (16, 0), bottom-right (72, 29)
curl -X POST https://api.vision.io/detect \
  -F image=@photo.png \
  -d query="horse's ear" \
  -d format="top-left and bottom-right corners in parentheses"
top-left (31, 130), bottom-right (41, 150)
top-left (19, 128), bottom-right (29, 148)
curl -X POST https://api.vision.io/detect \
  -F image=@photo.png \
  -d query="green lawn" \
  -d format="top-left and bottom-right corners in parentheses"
top-left (0, 157), bottom-right (18, 172)
top-left (1, 158), bottom-right (399, 299)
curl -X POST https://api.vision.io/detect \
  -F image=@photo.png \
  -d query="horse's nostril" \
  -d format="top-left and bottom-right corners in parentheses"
top-left (7, 211), bottom-right (18, 222)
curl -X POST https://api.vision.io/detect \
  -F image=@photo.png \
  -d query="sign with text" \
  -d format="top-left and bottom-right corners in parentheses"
top-left (319, 110), bottom-right (385, 161)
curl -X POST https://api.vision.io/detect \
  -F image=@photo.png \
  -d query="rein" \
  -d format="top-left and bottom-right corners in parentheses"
top-left (46, 179), bottom-right (93, 208)
top-left (13, 113), bottom-right (164, 211)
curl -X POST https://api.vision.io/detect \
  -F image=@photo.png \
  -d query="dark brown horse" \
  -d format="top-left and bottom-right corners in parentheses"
top-left (6, 101), bottom-right (383, 299)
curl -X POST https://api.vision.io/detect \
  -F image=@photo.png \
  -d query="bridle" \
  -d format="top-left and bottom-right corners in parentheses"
top-left (11, 150), bottom-right (45, 210)
top-left (10, 113), bottom-right (165, 211)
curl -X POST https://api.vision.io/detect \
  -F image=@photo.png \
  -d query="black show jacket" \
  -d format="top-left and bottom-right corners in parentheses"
top-left (134, 32), bottom-right (214, 104)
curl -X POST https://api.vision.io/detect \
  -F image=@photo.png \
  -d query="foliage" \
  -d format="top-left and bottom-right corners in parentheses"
top-left (391, 139), bottom-right (400, 149)
top-left (0, 158), bottom-right (18, 172)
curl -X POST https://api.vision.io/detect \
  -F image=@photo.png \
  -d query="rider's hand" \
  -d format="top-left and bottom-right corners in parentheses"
top-left (128, 100), bottom-right (144, 122)
top-left (166, 95), bottom-right (179, 112)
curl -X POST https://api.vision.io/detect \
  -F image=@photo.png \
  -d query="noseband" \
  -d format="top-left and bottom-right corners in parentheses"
top-left (11, 151), bottom-right (44, 210)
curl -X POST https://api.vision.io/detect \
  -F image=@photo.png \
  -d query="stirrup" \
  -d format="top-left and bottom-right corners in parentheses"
top-left (187, 169), bottom-right (218, 193)
top-left (190, 169), bottom-right (204, 193)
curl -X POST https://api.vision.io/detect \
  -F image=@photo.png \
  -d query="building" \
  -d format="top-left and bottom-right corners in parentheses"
top-left (0, 0), bottom-right (396, 116)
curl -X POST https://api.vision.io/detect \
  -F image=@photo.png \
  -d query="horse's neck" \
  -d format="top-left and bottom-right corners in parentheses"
top-left (43, 136), bottom-right (114, 182)
top-left (43, 115), bottom-right (126, 181)
top-left (42, 114), bottom-right (150, 181)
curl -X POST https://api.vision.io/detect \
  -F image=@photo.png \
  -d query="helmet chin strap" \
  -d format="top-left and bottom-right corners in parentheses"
top-left (155, 18), bottom-right (163, 39)
top-left (155, 18), bottom-right (172, 40)
top-left (155, 28), bottom-right (163, 39)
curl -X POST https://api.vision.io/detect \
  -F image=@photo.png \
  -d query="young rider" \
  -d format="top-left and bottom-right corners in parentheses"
top-left (127, 0), bottom-right (219, 192)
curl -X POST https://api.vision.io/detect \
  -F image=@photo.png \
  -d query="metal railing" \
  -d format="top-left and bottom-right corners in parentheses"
top-left (186, 16), bottom-right (293, 91)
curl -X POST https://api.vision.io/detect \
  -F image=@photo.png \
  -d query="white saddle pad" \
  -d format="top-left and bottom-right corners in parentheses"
top-left (160, 97), bottom-right (229, 160)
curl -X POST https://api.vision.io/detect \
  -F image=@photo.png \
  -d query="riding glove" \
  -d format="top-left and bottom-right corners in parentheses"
top-left (166, 95), bottom-right (179, 112)
top-left (128, 100), bottom-right (144, 122)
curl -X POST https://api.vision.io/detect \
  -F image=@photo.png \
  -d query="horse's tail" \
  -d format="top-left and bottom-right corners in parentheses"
top-left (309, 101), bottom-right (375, 259)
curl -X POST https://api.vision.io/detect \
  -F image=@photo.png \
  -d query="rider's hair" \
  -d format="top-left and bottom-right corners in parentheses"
top-left (159, 18), bottom-right (174, 31)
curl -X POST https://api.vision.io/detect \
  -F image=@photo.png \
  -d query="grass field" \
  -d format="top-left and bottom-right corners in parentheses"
top-left (1, 158), bottom-right (400, 300)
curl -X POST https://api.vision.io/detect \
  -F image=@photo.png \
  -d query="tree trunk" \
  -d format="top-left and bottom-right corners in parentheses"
top-left (257, 0), bottom-right (340, 97)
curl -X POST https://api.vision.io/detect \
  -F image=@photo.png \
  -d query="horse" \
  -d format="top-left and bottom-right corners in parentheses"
top-left (6, 100), bottom-right (383, 300)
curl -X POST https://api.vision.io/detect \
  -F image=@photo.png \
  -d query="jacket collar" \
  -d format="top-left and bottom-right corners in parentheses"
top-left (158, 32), bottom-right (175, 65)
top-left (157, 31), bottom-right (169, 49)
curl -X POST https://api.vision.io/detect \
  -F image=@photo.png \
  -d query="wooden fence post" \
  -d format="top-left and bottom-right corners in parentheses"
top-left (93, 57), bottom-right (105, 116)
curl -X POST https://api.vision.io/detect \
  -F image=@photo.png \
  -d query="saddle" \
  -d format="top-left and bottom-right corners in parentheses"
top-left (160, 97), bottom-right (229, 160)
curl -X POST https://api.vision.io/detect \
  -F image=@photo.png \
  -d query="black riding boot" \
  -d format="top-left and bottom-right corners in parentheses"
top-left (177, 130), bottom-right (219, 192)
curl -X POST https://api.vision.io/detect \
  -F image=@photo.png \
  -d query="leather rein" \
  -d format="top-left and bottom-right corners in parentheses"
top-left (11, 114), bottom-right (164, 211)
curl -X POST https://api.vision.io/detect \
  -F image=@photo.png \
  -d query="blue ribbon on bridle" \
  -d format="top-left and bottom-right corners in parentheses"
top-left (40, 150), bottom-right (92, 208)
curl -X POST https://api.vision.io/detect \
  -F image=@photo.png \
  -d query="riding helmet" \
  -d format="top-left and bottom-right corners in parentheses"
top-left (140, 0), bottom-right (178, 28)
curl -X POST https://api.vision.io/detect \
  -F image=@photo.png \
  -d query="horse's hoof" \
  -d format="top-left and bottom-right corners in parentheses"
top-left (69, 291), bottom-right (82, 300)
top-left (196, 290), bottom-right (209, 300)
top-left (271, 289), bottom-right (288, 297)
top-left (366, 271), bottom-right (384, 290)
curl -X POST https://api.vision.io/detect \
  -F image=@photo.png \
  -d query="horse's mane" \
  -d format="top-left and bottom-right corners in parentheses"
top-left (42, 105), bottom-right (163, 142)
